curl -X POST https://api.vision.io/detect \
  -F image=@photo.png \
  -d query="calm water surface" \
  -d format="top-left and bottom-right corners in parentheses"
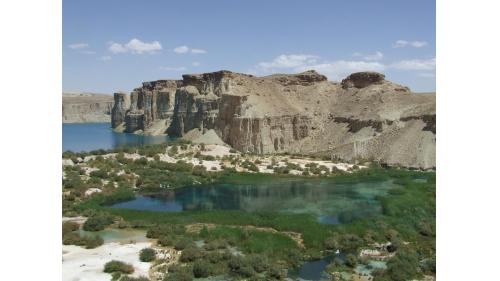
top-left (62, 123), bottom-right (170, 152)
top-left (111, 180), bottom-right (397, 224)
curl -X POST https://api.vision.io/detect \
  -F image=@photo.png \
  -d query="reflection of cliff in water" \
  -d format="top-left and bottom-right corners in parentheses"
top-left (111, 131), bottom-right (169, 148)
top-left (113, 180), bottom-right (397, 224)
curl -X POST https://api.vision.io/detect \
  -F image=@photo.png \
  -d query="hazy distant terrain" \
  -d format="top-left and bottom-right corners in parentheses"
top-left (62, 93), bottom-right (113, 123)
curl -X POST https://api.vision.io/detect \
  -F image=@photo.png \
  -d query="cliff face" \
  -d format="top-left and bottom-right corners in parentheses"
top-left (112, 70), bottom-right (436, 169)
top-left (112, 80), bottom-right (182, 134)
top-left (62, 93), bottom-right (113, 123)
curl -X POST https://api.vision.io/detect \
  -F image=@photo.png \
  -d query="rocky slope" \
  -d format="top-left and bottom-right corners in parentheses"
top-left (111, 70), bottom-right (435, 169)
top-left (63, 93), bottom-right (113, 123)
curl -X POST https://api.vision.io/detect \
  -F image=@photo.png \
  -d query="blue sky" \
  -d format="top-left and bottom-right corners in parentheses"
top-left (63, 0), bottom-right (435, 93)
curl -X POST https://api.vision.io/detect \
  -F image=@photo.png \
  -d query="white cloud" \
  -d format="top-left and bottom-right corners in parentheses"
top-left (174, 45), bottom-right (190, 54)
top-left (353, 51), bottom-right (384, 61)
top-left (255, 54), bottom-right (385, 80)
top-left (393, 40), bottom-right (428, 48)
top-left (108, 38), bottom-right (162, 54)
top-left (108, 42), bottom-right (128, 54)
top-left (191, 48), bottom-right (207, 54)
top-left (257, 54), bottom-right (319, 70)
top-left (254, 54), bottom-right (436, 81)
top-left (100, 56), bottom-right (111, 61)
top-left (159, 66), bottom-right (187, 71)
top-left (192, 61), bottom-right (201, 67)
top-left (391, 58), bottom-right (436, 70)
top-left (68, 43), bottom-right (89, 49)
top-left (174, 46), bottom-right (207, 54)
top-left (81, 50), bottom-right (96, 55)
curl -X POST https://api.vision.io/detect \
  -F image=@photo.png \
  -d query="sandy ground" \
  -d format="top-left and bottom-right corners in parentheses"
top-left (62, 242), bottom-right (152, 281)
top-left (62, 216), bottom-right (87, 224)
top-left (69, 144), bottom-right (364, 178)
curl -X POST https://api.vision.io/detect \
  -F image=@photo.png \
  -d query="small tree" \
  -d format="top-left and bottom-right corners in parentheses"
top-left (139, 248), bottom-right (156, 262)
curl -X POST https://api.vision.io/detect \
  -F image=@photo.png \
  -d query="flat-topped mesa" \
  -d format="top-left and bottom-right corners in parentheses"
top-left (113, 69), bottom-right (435, 169)
top-left (111, 92), bottom-right (129, 128)
top-left (180, 70), bottom-right (252, 97)
top-left (267, 70), bottom-right (328, 86)
top-left (341, 71), bottom-right (385, 89)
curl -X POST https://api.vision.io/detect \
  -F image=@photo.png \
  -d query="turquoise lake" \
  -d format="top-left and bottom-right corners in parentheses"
top-left (62, 123), bottom-right (169, 152)
top-left (63, 123), bottom-right (398, 280)
top-left (111, 180), bottom-right (398, 224)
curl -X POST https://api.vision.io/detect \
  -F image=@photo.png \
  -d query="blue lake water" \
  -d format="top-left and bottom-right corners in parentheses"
top-left (62, 123), bottom-right (170, 152)
top-left (288, 255), bottom-right (335, 280)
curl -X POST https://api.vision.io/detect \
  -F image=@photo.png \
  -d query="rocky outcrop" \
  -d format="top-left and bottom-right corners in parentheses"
top-left (341, 72), bottom-right (385, 89)
top-left (113, 70), bottom-right (436, 169)
top-left (62, 93), bottom-right (113, 123)
top-left (111, 92), bottom-right (129, 128)
top-left (111, 80), bottom-right (181, 134)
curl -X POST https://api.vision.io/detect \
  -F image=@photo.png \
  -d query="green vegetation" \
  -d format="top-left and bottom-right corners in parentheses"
top-left (82, 213), bottom-right (115, 231)
top-left (62, 232), bottom-right (104, 249)
top-left (139, 248), bottom-right (156, 262)
top-left (63, 143), bottom-right (435, 280)
top-left (62, 221), bottom-right (104, 249)
top-left (103, 260), bottom-right (134, 274)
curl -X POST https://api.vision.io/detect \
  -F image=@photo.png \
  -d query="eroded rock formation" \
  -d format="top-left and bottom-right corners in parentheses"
top-left (112, 70), bottom-right (436, 169)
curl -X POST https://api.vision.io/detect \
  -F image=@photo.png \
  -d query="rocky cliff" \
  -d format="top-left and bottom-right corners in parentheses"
top-left (62, 93), bottom-right (113, 123)
top-left (111, 70), bottom-right (436, 169)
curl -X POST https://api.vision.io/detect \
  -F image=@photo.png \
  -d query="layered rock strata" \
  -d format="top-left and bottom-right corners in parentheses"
top-left (62, 93), bottom-right (113, 123)
top-left (112, 70), bottom-right (436, 169)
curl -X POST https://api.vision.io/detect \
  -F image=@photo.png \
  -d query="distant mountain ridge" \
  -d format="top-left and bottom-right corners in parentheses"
top-left (62, 92), bottom-right (113, 123)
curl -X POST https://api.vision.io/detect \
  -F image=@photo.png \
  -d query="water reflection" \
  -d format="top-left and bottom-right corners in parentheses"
top-left (112, 180), bottom-right (396, 224)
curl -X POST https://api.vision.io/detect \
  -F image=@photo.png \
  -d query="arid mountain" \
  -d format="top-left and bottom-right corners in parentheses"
top-left (62, 93), bottom-right (113, 123)
top-left (112, 70), bottom-right (435, 169)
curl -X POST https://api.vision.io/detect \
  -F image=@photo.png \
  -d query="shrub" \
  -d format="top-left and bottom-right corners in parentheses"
top-left (180, 247), bottom-right (202, 262)
top-left (169, 146), bottom-right (178, 156)
top-left (345, 254), bottom-right (357, 268)
top-left (192, 165), bottom-right (208, 177)
top-left (139, 248), bottom-right (156, 262)
top-left (204, 239), bottom-right (228, 251)
top-left (324, 237), bottom-right (338, 250)
top-left (62, 233), bottom-right (103, 249)
top-left (134, 157), bottom-right (148, 165)
top-left (228, 255), bottom-right (244, 272)
top-left (83, 214), bottom-right (114, 231)
top-left (158, 236), bottom-right (174, 247)
top-left (164, 268), bottom-right (193, 281)
top-left (248, 255), bottom-right (269, 273)
top-left (192, 260), bottom-right (212, 278)
top-left (175, 238), bottom-right (194, 250)
top-left (62, 221), bottom-right (80, 236)
top-left (103, 260), bottom-right (134, 274)
top-left (85, 236), bottom-right (104, 249)
top-left (90, 169), bottom-right (108, 179)
top-left (266, 265), bottom-right (286, 279)
top-left (337, 234), bottom-right (363, 252)
top-left (146, 224), bottom-right (185, 238)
